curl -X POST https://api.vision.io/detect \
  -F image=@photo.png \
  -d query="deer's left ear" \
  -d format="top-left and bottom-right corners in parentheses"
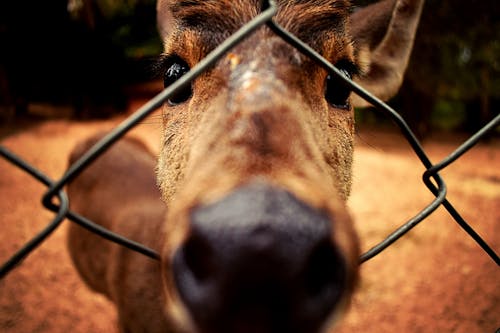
top-left (349, 0), bottom-right (425, 107)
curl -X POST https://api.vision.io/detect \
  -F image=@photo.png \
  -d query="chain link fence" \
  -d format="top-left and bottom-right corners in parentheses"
top-left (1, 0), bottom-right (498, 283)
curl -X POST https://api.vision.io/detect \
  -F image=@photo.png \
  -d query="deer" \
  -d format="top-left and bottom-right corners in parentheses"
top-left (66, 0), bottom-right (424, 332)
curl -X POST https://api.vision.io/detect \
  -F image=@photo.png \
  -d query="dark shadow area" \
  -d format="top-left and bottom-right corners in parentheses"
top-left (0, 0), bottom-right (161, 122)
top-left (355, 0), bottom-right (500, 139)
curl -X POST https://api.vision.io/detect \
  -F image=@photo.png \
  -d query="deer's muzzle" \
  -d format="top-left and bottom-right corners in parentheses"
top-left (172, 181), bottom-right (348, 333)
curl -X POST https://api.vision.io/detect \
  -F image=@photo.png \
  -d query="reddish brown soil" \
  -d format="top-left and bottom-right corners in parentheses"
top-left (0, 105), bottom-right (498, 333)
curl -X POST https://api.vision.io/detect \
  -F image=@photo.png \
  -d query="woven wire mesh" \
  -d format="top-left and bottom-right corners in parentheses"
top-left (1, 0), bottom-right (498, 281)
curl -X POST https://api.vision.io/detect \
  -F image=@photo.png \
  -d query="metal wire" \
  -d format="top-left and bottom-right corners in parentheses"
top-left (0, 147), bottom-right (69, 278)
top-left (1, 0), bottom-right (498, 280)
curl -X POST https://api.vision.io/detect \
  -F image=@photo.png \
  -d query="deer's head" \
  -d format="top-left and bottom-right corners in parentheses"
top-left (155, 1), bottom-right (423, 332)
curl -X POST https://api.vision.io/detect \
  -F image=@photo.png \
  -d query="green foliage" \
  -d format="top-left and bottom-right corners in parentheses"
top-left (70, 0), bottom-right (162, 59)
top-left (409, 0), bottom-right (500, 100)
top-left (95, 0), bottom-right (143, 19)
top-left (431, 99), bottom-right (467, 131)
top-left (103, 0), bottom-right (162, 58)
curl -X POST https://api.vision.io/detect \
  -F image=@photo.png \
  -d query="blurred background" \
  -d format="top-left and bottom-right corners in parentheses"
top-left (357, 0), bottom-right (500, 138)
top-left (0, 0), bottom-right (161, 120)
top-left (0, 0), bottom-right (499, 137)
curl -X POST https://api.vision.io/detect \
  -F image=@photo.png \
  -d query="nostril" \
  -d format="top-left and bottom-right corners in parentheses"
top-left (182, 234), bottom-right (215, 283)
top-left (304, 241), bottom-right (346, 302)
top-left (174, 183), bottom-right (353, 333)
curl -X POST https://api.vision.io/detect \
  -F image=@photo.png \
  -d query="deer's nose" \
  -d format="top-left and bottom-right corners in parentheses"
top-left (173, 182), bottom-right (348, 333)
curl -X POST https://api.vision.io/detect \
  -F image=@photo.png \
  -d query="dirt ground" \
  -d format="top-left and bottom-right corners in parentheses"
top-left (0, 104), bottom-right (498, 333)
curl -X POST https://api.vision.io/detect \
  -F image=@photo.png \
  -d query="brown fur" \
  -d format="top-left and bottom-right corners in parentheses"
top-left (68, 1), bottom-right (425, 332)
top-left (67, 136), bottom-right (170, 332)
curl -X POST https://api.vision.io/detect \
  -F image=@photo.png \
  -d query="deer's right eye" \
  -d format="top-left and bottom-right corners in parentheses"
top-left (163, 57), bottom-right (192, 106)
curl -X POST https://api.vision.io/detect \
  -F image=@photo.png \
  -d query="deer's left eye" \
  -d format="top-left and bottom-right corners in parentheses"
top-left (324, 65), bottom-right (354, 110)
top-left (163, 57), bottom-right (192, 106)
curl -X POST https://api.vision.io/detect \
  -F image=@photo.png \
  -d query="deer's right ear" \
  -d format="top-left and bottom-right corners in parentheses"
top-left (349, 0), bottom-right (425, 107)
top-left (157, 0), bottom-right (175, 41)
